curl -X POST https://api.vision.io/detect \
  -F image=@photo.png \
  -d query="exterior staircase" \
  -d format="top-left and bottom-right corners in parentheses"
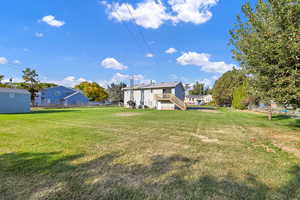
top-left (155, 94), bottom-right (187, 110)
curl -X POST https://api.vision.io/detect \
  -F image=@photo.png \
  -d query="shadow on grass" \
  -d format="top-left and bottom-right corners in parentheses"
top-left (188, 106), bottom-right (217, 110)
top-left (29, 109), bottom-right (80, 114)
top-left (257, 115), bottom-right (300, 130)
top-left (1, 151), bottom-right (300, 199)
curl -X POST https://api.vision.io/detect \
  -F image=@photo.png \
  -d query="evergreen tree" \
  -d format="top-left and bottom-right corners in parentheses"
top-left (22, 68), bottom-right (40, 105)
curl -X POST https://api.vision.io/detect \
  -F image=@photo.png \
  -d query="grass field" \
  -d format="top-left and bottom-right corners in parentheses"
top-left (0, 107), bottom-right (300, 200)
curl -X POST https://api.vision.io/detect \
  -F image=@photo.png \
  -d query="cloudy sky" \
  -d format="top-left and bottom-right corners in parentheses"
top-left (0, 0), bottom-right (254, 87)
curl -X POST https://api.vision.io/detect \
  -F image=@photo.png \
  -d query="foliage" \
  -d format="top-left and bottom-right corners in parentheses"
top-left (75, 81), bottom-right (108, 102)
top-left (22, 68), bottom-right (40, 105)
top-left (14, 82), bottom-right (57, 89)
top-left (0, 74), bottom-right (4, 83)
top-left (232, 80), bottom-right (250, 110)
top-left (230, 0), bottom-right (300, 109)
top-left (212, 68), bottom-right (247, 106)
top-left (107, 82), bottom-right (127, 103)
top-left (189, 82), bottom-right (204, 95)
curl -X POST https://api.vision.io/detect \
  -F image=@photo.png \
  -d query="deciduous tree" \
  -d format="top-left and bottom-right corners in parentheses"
top-left (212, 69), bottom-right (246, 107)
top-left (107, 83), bottom-right (127, 104)
top-left (75, 82), bottom-right (108, 102)
top-left (230, 0), bottom-right (300, 119)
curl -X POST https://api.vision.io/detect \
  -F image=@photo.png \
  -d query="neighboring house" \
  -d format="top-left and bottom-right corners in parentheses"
top-left (123, 82), bottom-right (186, 110)
top-left (36, 86), bottom-right (89, 107)
top-left (185, 94), bottom-right (213, 105)
top-left (0, 88), bottom-right (31, 113)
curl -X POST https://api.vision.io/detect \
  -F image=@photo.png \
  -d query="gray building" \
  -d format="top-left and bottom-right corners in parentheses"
top-left (35, 86), bottom-right (89, 107)
top-left (0, 88), bottom-right (31, 113)
top-left (123, 82), bottom-right (186, 110)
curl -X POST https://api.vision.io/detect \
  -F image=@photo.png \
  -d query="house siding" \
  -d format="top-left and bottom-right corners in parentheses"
top-left (38, 86), bottom-right (89, 106)
top-left (0, 91), bottom-right (30, 113)
top-left (123, 82), bottom-right (185, 110)
top-left (65, 92), bottom-right (89, 106)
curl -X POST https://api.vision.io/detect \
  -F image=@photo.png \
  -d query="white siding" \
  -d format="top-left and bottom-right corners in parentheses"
top-left (123, 83), bottom-right (185, 110)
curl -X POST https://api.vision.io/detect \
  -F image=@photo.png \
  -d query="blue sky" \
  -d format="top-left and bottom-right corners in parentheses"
top-left (0, 0), bottom-right (254, 87)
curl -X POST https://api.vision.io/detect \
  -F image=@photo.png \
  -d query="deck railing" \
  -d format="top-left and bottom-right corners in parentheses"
top-left (154, 94), bottom-right (187, 110)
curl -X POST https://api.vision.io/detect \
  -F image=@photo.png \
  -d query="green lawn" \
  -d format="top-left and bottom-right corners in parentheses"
top-left (0, 107), bottom-right (300, 200)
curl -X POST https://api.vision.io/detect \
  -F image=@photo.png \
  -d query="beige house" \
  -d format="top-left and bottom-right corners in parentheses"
top-left (123, 82), bottom-right (186, 110)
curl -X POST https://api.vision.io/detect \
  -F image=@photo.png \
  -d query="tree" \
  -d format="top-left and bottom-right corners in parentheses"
top-left (212, 68), bottom-right (246, 107)
top-left (107, 83), bottom-right (127, 104)
top-left (22, 68), bottom-right (40, 105)
top-left (232, 80), bottom-right (250, 110)
top-left (230, 0), bottom-right (300, 119)
top-left (15, 82), bottom-right (57, 90)
top-left (189, 82), bottom-right (205, 95)
top-left (75, 82), bottom-right (108, 102)
top-left (0, 74), bottom-right (4, 83)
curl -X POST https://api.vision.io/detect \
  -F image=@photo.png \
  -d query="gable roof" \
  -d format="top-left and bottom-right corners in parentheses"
top-left (123, 82), bottom-right (182, 90)
top-left (0, 88), bottom-right (30, 95)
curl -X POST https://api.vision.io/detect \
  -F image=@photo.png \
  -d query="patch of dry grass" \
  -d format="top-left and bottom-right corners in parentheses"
top-left (0, 107), bottom-right (300, 199)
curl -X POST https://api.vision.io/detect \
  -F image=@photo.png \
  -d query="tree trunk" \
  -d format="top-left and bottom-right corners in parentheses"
top-left (268, 105), bottom-right (272, 120)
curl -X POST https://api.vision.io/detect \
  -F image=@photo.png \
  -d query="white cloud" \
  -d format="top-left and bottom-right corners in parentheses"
top-left (165, 47), bottom-right (177, 54)
top-left (97, 72), bottom-right (150, 87)
top-left (47, 76), bottom-right (88, 87)
top-left (145, 53), bottom-right (154, 58)
top-left (35, 32), bottom-right (44, 37)
top-left (103, 0), bottom-right (218, 29)
top-left (13, 60), bottom-right (21, 65)
top-left (101, 57), bottom-right (128, 70)
top-left (111, 72), bottom-right (144, 82)
top-left (104, 0), bottom-right (168, 29)
top-left (176, 52), bottom-right (234, 73)
top-left (41, 15), bottom-right (65, 27)
top-left (168, 0), bottom-right (217, 24)
top-left (0, 57), bottom-right (8, 64)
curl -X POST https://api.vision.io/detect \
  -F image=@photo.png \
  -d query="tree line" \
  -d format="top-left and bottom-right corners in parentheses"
top-left (0, 68), bottom-right (127, 105)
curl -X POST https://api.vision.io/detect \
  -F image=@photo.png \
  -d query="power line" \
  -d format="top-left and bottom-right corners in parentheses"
top-left (124, 4), bottom-right (156, 56)
top-left (112, 5), bottom-right (145, 54)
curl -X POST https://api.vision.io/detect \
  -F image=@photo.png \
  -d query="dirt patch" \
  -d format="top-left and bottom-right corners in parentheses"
top-left (115, 112), bottom-right (143, 117)
top-left (191, 134), bottom-right (219, 143)
top-left (248, 127), bottom-right (300, 158)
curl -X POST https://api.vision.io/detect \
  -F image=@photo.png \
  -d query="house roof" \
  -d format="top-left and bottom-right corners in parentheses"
top-left (0, 87), bottom-right (30, 95)
top-left (123, 82), bottom-right (182, 90)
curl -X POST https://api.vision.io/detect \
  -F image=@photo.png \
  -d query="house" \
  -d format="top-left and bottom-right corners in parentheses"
top-left (0, 88), bottom-right (31, 113)
top-left (36, 86), bottom-right (89, 107)
top-left (185, 94), bottom-right (213, 105)
top-left (185, 95), bottom-right (204, 105)
top-left (123, 82), bottom-right (186, 110)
